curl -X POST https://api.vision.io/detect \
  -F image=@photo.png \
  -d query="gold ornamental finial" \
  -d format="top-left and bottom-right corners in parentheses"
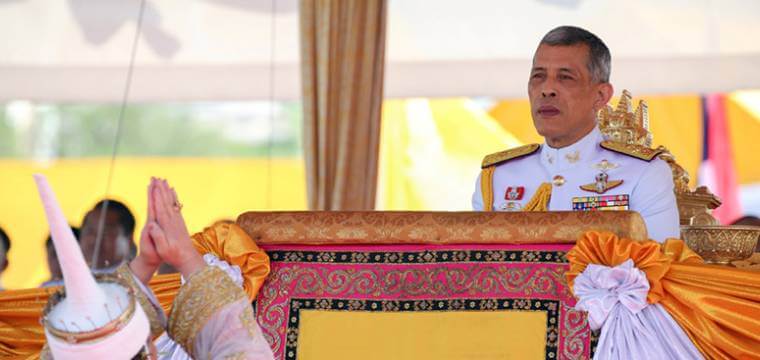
top-left (598, 90), bottom-right (724, 226)
top-left (598, 89), bottom-right (652, 147)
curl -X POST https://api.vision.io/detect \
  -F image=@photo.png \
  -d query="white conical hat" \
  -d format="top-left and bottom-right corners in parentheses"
top-left (35, 174), bottom-right (150, 360)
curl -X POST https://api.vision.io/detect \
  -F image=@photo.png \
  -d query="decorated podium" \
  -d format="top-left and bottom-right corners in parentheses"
top-left (0, 210), bottom-right (759, 359)
top-left (236, 211), bottom-right (759, 360)
top-left (239, 211), bottom-right (646, 360)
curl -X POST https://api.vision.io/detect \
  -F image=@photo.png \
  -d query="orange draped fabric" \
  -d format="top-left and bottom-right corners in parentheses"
top-left (566, 231), bottom-right (760, 360)
top-left (191, 221), bottom-right (270, 301)
top-left (0, 222), bottom-right (268, 359)
top-left (0, 287), bottom-right (57, 359)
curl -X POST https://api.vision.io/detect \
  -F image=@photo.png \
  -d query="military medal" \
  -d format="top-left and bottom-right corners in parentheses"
top-left (572, 194), bottom-right (630, 211)
top-left (580, 159), bottom-right (623, 194)
top-left (499, 202), bottom-right (522, 211)
top-left (504, 186), bottom-right (525, 201)
top-left (500, 186), bottom-right (524, 211)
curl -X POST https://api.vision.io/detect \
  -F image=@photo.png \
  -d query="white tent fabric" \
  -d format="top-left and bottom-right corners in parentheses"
top-left (1, 0), bottom-right (759, 101)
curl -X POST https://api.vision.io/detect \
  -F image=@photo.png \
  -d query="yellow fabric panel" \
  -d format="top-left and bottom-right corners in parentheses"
top-left (376, 99), bottom-right (421, 210)
top-left (726, 91), bottom-right (760, 184)
top-left (377, 99), bottom-right (521, 211)
top-left (427, 98), bottom-right (522, 158)
top-left (0, 157), bottom-right (305, 289)
top-left (566, 231), bottom-right (760, 360)
top-left (640, 95), bottom-right (703, 188)
top-left (488, 99), bottom-right (544, 145)
top-left (296, 310), bottom-right (547, 360)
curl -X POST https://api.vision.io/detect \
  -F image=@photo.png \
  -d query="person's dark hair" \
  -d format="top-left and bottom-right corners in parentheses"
top-left (93, 199), bottom-right (136, 237)
top-left (731, 215), bottom-right (760, 226)
top-left (46, 227), bottom-right (80, 250)
top-left (539, 25), bottom-right (611, 83)
top-left (0, 226), bottom-right (9, 254)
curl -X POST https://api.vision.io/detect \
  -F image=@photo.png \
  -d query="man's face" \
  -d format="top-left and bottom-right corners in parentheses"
top-left (528, 43), bottom-right (610, 147)
top-left (80, 209), bottom-right (131, 269)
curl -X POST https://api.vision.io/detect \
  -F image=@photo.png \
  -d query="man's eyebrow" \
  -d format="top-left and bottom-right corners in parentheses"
top-left (558, 67), bottom-right (578, 74)
top-left (530, 67), bottom-right (546, 72)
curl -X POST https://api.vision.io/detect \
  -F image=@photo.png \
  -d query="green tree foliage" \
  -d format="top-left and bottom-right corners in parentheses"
top-left (0, 102), bottom-right (303, 158)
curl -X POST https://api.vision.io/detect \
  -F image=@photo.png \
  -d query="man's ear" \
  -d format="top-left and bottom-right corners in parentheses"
top-left (594, 83), bottom-right (614, 111)
top-left (1, 259), bottom-right (8, 272)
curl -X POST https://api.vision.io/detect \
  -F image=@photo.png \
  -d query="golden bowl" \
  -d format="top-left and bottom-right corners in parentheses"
top-left (680, 225), bottom-right (760, 264)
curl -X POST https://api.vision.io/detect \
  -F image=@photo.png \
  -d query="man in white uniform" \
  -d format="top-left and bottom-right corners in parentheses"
top-left (472, 26), bottom-right (680, 242)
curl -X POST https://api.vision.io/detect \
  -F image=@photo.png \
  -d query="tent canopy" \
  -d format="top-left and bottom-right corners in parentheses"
top-left (1, 0), bottom-right (759, 101)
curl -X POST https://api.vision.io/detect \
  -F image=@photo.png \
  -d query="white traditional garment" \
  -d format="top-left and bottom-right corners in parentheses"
top-left (119, 253), bottom-right (274, 360)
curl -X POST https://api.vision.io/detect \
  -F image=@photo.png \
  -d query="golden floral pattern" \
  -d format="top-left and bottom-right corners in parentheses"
top-left (115, 263), bottom-right (165, 339)
top-left (168, 266), bottom-right (246, 357)
top-left (237, 211), bottom-right (648, 245)
top-left (238, 304), bottom-right (258, 340)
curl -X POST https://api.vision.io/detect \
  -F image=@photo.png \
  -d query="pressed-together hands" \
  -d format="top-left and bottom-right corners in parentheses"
top-left (130, 178), bottom-right (205, 284)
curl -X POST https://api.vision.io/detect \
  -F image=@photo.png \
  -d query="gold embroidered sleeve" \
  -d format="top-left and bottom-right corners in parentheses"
top-left (114, 262), bottom-right (166, 339)
top-left (167, 266), bottom-right (247, 357)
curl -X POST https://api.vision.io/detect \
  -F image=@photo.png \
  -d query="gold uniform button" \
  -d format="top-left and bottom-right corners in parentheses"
top-left (552, 175), bottom-right (565, 186)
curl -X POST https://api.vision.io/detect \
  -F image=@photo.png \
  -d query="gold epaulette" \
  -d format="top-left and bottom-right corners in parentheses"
top-left (481, 144), bottom-right (540, 169)
top-left (600, 141), bottom-right (663, 161)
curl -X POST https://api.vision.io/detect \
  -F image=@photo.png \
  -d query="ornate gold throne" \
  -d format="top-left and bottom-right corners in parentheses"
top-left (598, 90), bottom-right (722, 226)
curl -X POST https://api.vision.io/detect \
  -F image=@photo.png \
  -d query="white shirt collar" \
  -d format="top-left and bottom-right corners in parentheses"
top-left (540, 125), bottom-right (602, 172)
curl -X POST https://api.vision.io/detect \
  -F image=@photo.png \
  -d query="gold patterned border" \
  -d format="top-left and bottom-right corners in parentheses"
top-left (236, 211), bottom-right (648, 245)
top-left (167, 266), bottom-right (246, 356)
top-left (115, 263), bottom-right (166, 340)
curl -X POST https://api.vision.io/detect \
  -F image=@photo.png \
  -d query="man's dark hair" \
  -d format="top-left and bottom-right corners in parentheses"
top-left (539, 25), bottom-right (611, 83)
top-left (93, 199), bottom-right (136, 237)
top-left (0, 226), bottom-right (9, 254)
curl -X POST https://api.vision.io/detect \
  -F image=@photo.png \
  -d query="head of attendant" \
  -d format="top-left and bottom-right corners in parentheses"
top-left (80, 199), bottom-right (136, 270)
top-left (528, 25), bottom-right (614, 148)
top-left (46, 226), bottom-right (80, 281)
top-left (0, 226), bottom-right (10, 276)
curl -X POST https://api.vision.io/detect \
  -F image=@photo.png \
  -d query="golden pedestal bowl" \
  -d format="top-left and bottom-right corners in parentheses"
top-left (680, 225), bottom-right (760, 265)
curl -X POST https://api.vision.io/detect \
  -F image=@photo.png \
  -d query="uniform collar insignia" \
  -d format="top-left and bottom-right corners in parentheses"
top-left (541, 127), bottom-right (602, 171)
top-left (565, 150), bottom-right (580, 163)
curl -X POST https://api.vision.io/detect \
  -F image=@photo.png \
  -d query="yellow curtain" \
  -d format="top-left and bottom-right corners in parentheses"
top-left (377, 99), bottom-right (523, 211)
top-left (301, 0), bottom-right (387, 210)
top-left (566, 231), bottom-right (760, 359)
top-left (0, 222), bottom-right (268, 359)
top-left (726, 91), bottom-right (760, 185)
top-left (0, 158), bottom-right (304, 290)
